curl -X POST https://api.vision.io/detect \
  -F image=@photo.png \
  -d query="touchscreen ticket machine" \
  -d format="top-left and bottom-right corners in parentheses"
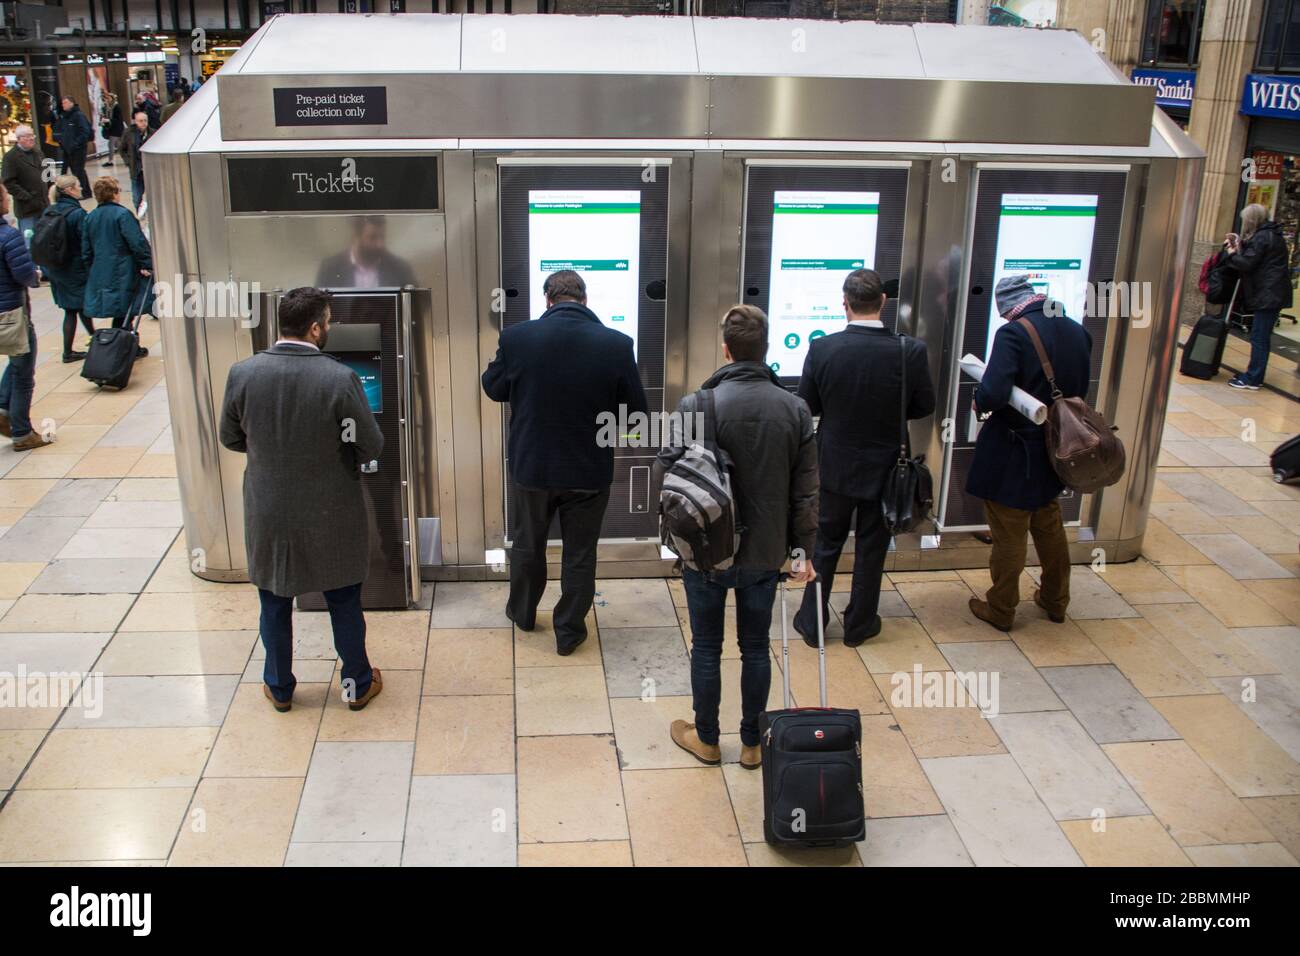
top-left (496, 162), bottom-right (671, 542)
top-left (740, 163), bottom-right (911, 384)
top-left (260, 288), bottom-right (421, 609)
top-left (938, 165), bottom-right (1128, 531)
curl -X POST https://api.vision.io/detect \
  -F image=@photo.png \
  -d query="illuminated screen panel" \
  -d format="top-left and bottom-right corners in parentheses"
top-left (766, 191), bottom-right (880, 375)
top-left (984, 193), bottom-right (1098, 358)
top-left (338, 353), bottom-right (382, 414)
top-left (527, 189), bottom-right (642, 356)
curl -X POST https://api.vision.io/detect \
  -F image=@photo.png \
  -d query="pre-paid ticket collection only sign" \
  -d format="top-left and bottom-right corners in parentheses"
top-left (273, 86), bottom-right (389, 126)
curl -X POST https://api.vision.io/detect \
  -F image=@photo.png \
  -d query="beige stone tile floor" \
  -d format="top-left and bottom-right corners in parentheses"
top-left (0, 287), bottom-right (1297, 866)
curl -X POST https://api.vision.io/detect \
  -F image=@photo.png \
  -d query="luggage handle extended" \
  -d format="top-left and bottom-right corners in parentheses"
top-left (778, 574), bottom-right (828, 711)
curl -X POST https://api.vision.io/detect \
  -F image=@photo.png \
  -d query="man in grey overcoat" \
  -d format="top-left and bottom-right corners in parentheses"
top-left (220, 287), bottom-right (385, 713)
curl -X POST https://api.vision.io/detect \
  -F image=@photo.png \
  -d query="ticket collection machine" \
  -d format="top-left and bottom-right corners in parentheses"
top-left (144, 14), bottom-right (1203, 593)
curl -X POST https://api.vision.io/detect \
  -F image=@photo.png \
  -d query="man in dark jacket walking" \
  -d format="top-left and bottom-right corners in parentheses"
top-left (119, 110), bottom-right (152, 211)
top-left (656, 305), bottom-right (819, 771)
top-left (795, 269), bottom-right (936, 647)
top-left (966, 275), bottom-right (1091, 632)
top-left (2, 126), bottom-right (49, 246)
top-left (220, 287), bottom-right (385, 713)
top-left (1225, 203), bottom-right (1293, 390)
top-left (53, 96), bottom-right (92, 196)
top-left (482, 269), bottom-right (648, 655)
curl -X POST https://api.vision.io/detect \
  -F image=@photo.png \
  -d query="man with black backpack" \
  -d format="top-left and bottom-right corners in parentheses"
top-left (655, 305), bottom-right (818, 771)
top-left (966, 275), bottom-right (1092, 632)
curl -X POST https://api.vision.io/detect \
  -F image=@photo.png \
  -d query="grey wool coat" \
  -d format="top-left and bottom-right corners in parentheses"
top-left (219, 342), bottom-right (384, 597)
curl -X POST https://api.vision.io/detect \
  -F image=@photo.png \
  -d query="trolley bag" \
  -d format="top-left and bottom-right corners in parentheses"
top-left (82, 283), bottom-right (149, 390)
top-left (1271, 435), bottom-right (1300, 485)
top-left (759, 577), bottom-right (865, 848)
top-left (1180, 280), bottom-right (1236, 380)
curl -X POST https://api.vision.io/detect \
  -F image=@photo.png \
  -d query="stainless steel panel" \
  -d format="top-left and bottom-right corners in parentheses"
top-left (219, 72), bottom-right (711, 142)
top-left (460, 13), bottom-right (698, 74)
top-left (473, 155), bottom-right (505, 557)
top-left (694, 18), bottom-right (923, 78)
top-left (708, 76), bottom-right (1153, 148)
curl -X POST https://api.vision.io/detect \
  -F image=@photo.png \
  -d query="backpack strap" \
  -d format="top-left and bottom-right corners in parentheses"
top-left (1015, 317), bottom-right (1063, 400)
top-left (697, 387), bottom-right (716, 448)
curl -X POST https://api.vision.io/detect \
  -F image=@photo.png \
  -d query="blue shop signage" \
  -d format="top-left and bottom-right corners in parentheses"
top-left (1241, 73), bottom-right (1300, 119)
top-left (1132, 68), bottom-right (1196, 109)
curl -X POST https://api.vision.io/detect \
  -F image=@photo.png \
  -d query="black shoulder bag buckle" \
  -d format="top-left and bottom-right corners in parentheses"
top-left (881, 334), bottom-right (934, 536)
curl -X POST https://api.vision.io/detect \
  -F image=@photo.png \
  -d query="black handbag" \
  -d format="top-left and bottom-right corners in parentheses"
top-left (881, 335), bottom-right (933, 535)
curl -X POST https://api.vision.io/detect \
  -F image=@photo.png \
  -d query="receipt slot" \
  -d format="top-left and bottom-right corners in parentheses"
top-left (257, 288), bottom-right (421, 609)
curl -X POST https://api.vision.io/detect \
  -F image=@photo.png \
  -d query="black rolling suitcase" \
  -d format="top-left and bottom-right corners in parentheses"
top-left (82, 285), bottom-right (148, 390)
top-left (759, 577), bottom-right (865, 848)
top-left (1181, 280), bottom-right (1237, 380)
top-left (1272, 435), bottom-right (1300, 484)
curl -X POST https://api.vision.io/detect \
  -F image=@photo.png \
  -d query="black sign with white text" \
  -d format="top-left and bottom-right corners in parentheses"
top-left (272, 86), bottom-right (388, 127)
top-left (226, 155), bottom-right (439, 213)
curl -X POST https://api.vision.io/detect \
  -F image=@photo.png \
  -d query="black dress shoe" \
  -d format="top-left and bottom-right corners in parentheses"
top-left (556, 633), bottom-right (588, 657)
top-left (844, 615), bottom-right (882, 648)
top-left (505, 605), bottom-right (535, 632)
top-left (791, 614), bottom-right (820, 649)
top-left (62, 351), bottom-right (88, 363)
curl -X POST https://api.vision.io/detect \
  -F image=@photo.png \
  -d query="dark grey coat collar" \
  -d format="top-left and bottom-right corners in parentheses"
top-left (266, 341), bottom-right (326, 356)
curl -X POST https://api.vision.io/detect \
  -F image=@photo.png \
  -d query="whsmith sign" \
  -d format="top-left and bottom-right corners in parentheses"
top-left (1241, 73), bottom-right (1300, 119)
top-left (1131, 68), bottom-right (1195, 110)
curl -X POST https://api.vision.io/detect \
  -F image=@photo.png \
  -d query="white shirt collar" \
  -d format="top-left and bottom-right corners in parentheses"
top-left (275, 338), bottom-right (319, 351)
top-left (848, 318), bottom-right (885, 328)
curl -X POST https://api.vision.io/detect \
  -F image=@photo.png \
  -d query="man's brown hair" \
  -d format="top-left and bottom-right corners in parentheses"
top-left (721, 304), bottom-right (769, 363)
top-left (843, 268), bottom-right (884, 316)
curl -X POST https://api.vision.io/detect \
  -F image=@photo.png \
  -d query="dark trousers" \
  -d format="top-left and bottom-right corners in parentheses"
top-left (1245, 307), bottom-right (1278, 386)
top-left (62, 309), bottom-right (94, 355)
top-left (258, 583), bottom-right (373, 704)
top-left (508, 484), bottom-right (609, 650)
top-left (982, 498), bottom-right (1071, 627)
top-left (681, 565), bottom-right (778, 747)
top-left (131, 172), bottom-right (145, 212)
top-left (0, 319), bottom-right (37, 439)
top-left (796, 488), bottom-right (891, 643)
top-left (62, 150), bottom-right (91, 196)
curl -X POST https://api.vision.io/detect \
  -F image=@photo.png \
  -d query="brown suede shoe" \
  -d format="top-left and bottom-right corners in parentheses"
top-left (348, 667), bottom-right (384, 711)
top-left (12, 431), bottom-right (52, 451)
top-left (0, 411), bottom-right (9, 438)
top-left (968, 596), bottom-right (1013, 633)
top-left (1034, 589), bottom-right (1066, 623)
top-left (670, 719), bottom-right (721, 766)
top-left (740, 743), bottom-right (762, 770)
top-left (263, 683), bottom-right (292, 713)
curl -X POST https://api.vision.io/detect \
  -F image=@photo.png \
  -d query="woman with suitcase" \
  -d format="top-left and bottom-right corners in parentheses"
top-left (41, 175), bottom-right (97, 363)
top-left (81, 176), bottom-right (152, 359)
top-left (1224, 203), bottom-right (1293, 390)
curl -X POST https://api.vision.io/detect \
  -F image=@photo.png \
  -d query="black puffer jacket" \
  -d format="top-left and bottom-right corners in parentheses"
top-left (1228, 220), bottom-right (1294, 311)
top-left (656, 361), bottom-right (819, 571)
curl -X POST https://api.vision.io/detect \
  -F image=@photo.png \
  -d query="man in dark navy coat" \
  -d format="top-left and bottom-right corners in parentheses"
top-left (966, 274), bottom-right (1092, 632)
top-left (794, 269), bottom-right (935, 646)
top-left (482, 269), bottom-right (648, 655)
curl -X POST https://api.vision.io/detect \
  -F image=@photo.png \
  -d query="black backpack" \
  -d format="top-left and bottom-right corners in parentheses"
top-left (30, 206), bottom-right (73, 269)
top-left (658, 388), bottom-right (741, 573)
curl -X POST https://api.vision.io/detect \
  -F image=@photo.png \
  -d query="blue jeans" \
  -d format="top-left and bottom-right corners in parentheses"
top-left (258, 583), bottom-right (373, 704)
top-left (1244, 307), bottom-right (1278, 386)
top-left (17, 216), bottom-right (36, 245)
top-left (132, 174), bottom-right (144, 211)
top-left (681, 566), bottom-right (779, 747)
top-left (0, 319), bottom-right (37, 439)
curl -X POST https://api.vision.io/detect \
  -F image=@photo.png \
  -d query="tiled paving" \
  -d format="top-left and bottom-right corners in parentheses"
top-left (0, 280), bottom-right (1298, 866)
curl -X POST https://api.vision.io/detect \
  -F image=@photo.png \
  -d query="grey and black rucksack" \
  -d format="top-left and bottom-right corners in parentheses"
top-left (658, 388), bottom-right (740, 573)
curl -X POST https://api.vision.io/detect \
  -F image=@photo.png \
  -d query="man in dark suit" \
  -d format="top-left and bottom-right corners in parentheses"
top-left (794, 269), bottom-right (935, 646)
top-left (220, 287), bottom-right (386, 712)
top-left (482, 269), bottom-right (648, 655)
top-left (966, 274), bottom-right (1092, 632)
top-left (315, 217), bottom-right (416, 290)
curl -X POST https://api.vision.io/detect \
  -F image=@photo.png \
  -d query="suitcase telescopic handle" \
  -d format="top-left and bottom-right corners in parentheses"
top-left (778, 575), bottom-right (828, 710)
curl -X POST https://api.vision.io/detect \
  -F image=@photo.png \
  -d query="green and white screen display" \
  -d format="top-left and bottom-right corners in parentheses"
top-left (985, 193), bottom-right (1097, 358)
top-left (767, 191), bottom-right (880, 375)
top-left (528, 189), bottom-right (641, 355)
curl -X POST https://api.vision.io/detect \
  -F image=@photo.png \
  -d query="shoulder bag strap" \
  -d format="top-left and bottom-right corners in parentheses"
top-left (897, 335), bottom-right (909, 462)
top-left (1015, 317), bottom-right (1062, 400)
top-left (697, 387), bottom-right (716, 449)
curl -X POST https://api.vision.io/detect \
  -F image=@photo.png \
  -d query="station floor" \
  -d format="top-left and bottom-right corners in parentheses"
top-left (0, 292), bottom-right (1298, 867)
